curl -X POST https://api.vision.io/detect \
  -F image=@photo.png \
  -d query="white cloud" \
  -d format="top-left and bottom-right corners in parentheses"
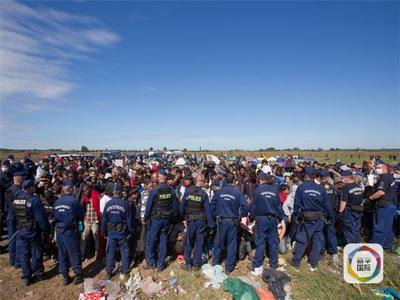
top-left (0, 0), bottom-right (120, 104)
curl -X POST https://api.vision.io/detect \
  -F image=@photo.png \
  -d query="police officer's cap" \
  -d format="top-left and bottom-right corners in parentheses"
top-left (304, 167), bottom-right (315, 175)
top-left (376, 159), bottom-right (385, 165)
top-left (257, 171), bottom-right (267, 180)
top-left (217, 166), bottom-right (227, 176)
top-left (394, 164), bottom-right (400, 171)
top-left (340, 170), bottom-right (353, 177)
top-left (22, 179), bottom-right (35, 189)
top-left (113, 183), bottom-right (122, 192)
top-left (319, 169), bottom-right (329, 177)
top-left (158, 168), bottom-right (168, 176)
top-left (63, 179), bottom-right (74, 187)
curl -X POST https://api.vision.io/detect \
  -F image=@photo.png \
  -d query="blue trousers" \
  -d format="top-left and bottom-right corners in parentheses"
top-left (145, 219), bottom-right (170, 269)
top-left (184, 220), bottom-right (206, 267)
top-left (342, 209), bottom-right (362, 244)
top-left (16, 229), bottom-right (43, 279)
top-left (321, 221), bottom-right (338, 254)
top-left (212, 220), bottom-right (237, 272)
top-left (292, 220), bottom-right (323, 267)
top-left (56, 229), bottom-right (82, 276)
top-left (106, 232), bottom-right (130, 274)
top-left (371, 204), bottom-right (396, 251)
top-left (7, 220), bottom-right (20, 266)
top-left (253, 216), bottom-right (279, 269)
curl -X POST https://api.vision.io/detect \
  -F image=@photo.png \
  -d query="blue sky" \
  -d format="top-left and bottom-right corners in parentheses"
top-left (0, 1), bottom-right (399, 150)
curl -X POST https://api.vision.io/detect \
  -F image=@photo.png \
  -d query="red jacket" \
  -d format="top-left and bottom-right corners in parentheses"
top-left (82, 189), bottom-right (101, 221)
top-left (279, 192), bottom-right (288, 204)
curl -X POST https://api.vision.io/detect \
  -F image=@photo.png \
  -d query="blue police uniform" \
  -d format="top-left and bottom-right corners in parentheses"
top-left (292, 172), bottom-right (333, 268)
top-left (341, 182), bottom-right (364, 244)
top-left (394, 170), bottom-right (400, 238)
top-left (211, 183), bottom-right (249, 272)
top-left (102, 195), bottom-right (133, 276)
top-left (320, 180), bottom-right (339, 255)
top-left (11, 181), bottom-right (50, 283)
top-left (250, 181), bottom-right (284, 269)
top-left (181, 185), bottom-right (214, 268)
top-left (53, 190), bottom-right (84, 280)
top-left (145, 182), bottom-right (179, 270)
top-left (370, 173), bottom-right (397, 251)
top-left (6, 183), bottom-right (23, 267)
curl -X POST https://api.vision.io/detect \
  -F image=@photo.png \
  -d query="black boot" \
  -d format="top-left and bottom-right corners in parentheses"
top-left (73, 273), bottom-right (84, 285)
top-left (23, 277), bottom-right (32, 287)
top-left (34, 273), bottom-right (45, 283)
top-left (63, 274), bottom-right (72, 286)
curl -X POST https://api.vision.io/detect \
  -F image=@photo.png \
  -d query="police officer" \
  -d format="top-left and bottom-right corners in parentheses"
top-left (211, 172), bottom-right (249, 274)
top-left (145, 169), bottom-right (179, 271)
top-left (6, 170), bottom-right (24, 267)
top-left (368, 163), bottom-right (397, 251)
top-left (181, 174), bottom-right (214, 271)
top-left (1, 160), bottom-right (12, 250)
top-left (291, 167), bottom-right (333, 271)
top-left (12, 179), bottom-right (50, 286)
top-left (250, 172), bottom-right (285, 276)
top-left (53, 179), bottom-right (84, 285)
top-left (394, 164), bottom-right (400, 239)
top-left (102, 183), bottom-right (133, 280)
top-left (319, 169), bottom-right (339, 263)
top-left (338, 170), bottom-right (364, 244)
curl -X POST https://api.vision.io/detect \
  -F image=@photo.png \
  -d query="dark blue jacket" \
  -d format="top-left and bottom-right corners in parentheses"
top-left (53, 194), bottom-right (84, 230)
top-left (293, 180), bottom-right (333, 221)
top-left (211, 185), bottom-right (249, 218)
top-left (145, 183), bottom-right (179, 221)
top-left (181, 186), bottom-right (215, 227)
top-left (102, 196), bottom-right (133, 236)
top-left (375, 173), bottom-right (397, 204)
top-left (250, 183), bottom-right (284, 221)
top-left (11, 191), bottom-right (50, 234)
top-left (6, 185), bottom-right (23, 222)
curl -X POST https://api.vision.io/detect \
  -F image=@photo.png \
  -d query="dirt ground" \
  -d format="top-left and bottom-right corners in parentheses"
top-left (0, 242), bottom-right (399, 300)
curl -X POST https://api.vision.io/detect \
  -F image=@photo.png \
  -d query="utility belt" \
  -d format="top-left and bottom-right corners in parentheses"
top-left (348, 204), bottom-right (364, 213)
top-left (186, 213), bottom-right (207, 222)
top-left (107, 223), bottom-right (126, 232)
top-left (18, 220), bottom-right (37, 231)
top-left (151, 208), bottom-right (172, 220)
top-left (217, 216), bottom-right (240, 225)
top-left (299, 211), bottom-right (324, 222)
top-left (256, 213), bottom-right (277, 219)
top-left (56, 223), bottom-right (77, 233)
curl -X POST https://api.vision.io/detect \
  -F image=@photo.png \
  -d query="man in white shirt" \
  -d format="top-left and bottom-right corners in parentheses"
top-left (100, 182), bottom-right (114, 214)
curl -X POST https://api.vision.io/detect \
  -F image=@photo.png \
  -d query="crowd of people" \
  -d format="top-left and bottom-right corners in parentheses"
top-left (0, 151), bottom-right (399, 287)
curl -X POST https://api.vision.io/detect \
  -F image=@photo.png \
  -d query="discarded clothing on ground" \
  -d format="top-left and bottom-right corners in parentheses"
top-left (223, 278), bottom-right (260, 300)
top-left (140, 276), bottom-right (163, 297)
top-left (371, 288), bottom-right (400, 300)
top-left (256, 288), bottom-right (276, 300)
top-left (261, 268), bottom-right (291, 300)
top-left (237, 276), bottom-right (262, 289)
top-left (201, 263), bottom-right (228, 289)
